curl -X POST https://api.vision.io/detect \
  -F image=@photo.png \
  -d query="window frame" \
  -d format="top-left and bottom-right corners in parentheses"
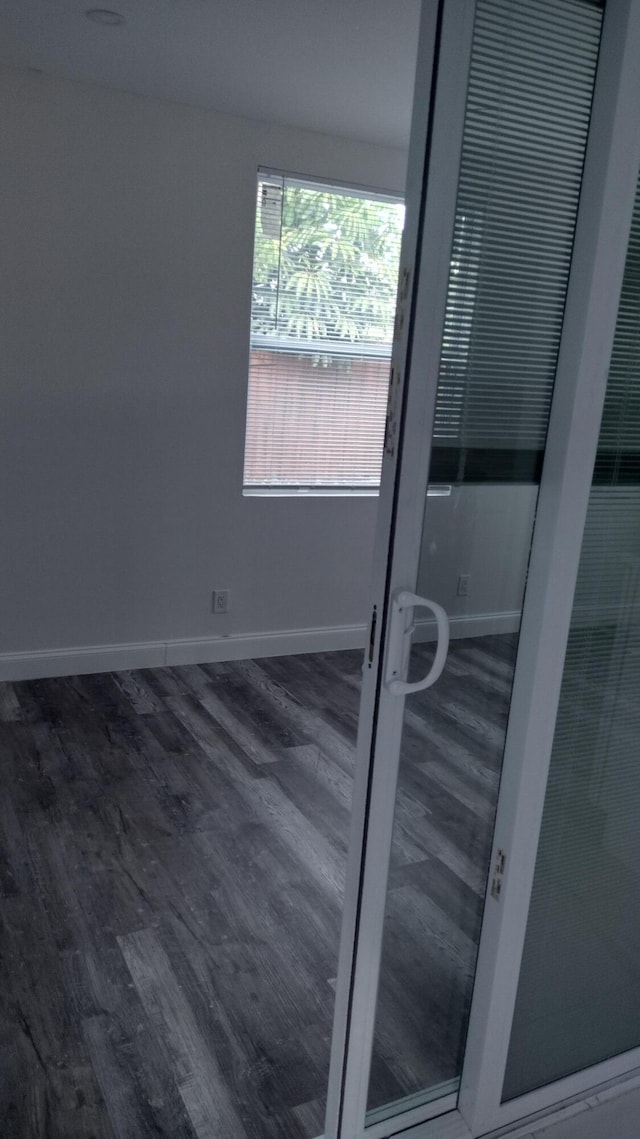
top-left (242, 168), bottom-right (405, 497)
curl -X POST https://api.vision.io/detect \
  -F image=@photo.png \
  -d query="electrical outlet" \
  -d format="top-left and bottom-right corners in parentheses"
top-left (457, 574), bottom-right (470, 598)
top-left (212, 589), bottom-right (230, 614)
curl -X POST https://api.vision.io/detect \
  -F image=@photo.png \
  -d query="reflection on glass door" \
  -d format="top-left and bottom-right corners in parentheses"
top-left (365, 0), bottom-right (603, 1125)
top-left (503, 177), bottom-right (640, 1102)
top-left (366, 494), bottom-right (532, 1122)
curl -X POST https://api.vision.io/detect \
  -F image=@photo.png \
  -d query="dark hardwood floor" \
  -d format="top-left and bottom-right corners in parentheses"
top-left (0, 635), bottom-right (516, 1138)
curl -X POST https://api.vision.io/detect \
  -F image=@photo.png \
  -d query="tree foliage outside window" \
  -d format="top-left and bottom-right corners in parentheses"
top-left (244, 175), bottom-right (404, 492)
top-left (251, 180), bottom-right (404, 350)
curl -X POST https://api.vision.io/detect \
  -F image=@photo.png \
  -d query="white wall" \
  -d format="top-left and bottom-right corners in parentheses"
top-left (1, 66), bottom-right (536, 678)
top-left (1, 66), bottom-right (406, 670)
top-left (417, 484), bottom-right (538, 635)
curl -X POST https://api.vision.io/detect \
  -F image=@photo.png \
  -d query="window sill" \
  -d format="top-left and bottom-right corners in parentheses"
top-left (242, 485), bottom-right (453, 498)
top-left (243, 486), bottom-right (380, 498)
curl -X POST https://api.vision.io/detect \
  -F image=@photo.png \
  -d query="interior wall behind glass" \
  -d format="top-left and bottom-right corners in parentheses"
top-left (503, 182), bottom-right (640, 1102)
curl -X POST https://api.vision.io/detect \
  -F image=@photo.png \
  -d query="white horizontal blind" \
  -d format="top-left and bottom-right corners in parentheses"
top-left (504, 182), bottom-right (640, 1101)
top-left (244, 175), bottom-right (404, 490)
top-left (432, 0), bottom-right (602, 483)
top-left (596, 204), bottom-right (640, 478)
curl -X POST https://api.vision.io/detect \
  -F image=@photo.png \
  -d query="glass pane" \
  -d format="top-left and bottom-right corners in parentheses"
top-left (244, 177), bottom-right (404, 490)
top-left (367, 488), bottom-right (534, 1122)
top-left (366, 0), bottom-right (602, 1123)
top-left (503, 181), bottom-right (640, 1102)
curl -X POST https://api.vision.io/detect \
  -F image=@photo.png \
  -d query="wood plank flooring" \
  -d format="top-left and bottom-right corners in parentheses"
top-left (0, 635), bottom-right (516, 1138)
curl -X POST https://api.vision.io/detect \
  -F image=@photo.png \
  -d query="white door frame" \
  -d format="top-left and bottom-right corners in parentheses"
top-left (323, 2), bottom-right (640, 1139)
top-left (324, 3), bottom-right (478, 1136)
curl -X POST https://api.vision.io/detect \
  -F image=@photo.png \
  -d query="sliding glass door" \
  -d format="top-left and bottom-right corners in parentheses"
top-left (504, 154), bottom-right (640, 1105)
top-left (366, 0), bottom-right (601, 1127)
top-left (323, 1), bottom-right (640, 1137)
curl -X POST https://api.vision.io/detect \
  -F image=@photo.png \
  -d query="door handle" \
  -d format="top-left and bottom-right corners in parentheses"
top-left (385, 589), bottom-right (450, 695)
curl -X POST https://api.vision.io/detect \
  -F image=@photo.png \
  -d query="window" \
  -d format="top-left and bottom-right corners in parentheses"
top-left (245, 0), bottom-right (598, 500)
top-left (243, 171), bottom-right (404, 494)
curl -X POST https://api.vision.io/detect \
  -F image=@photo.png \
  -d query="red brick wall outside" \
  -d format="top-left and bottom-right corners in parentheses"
top-left (244, 349), bottom-right (390, 486)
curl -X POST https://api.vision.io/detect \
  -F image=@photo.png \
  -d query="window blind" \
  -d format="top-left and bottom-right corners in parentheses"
top-left (430, 0), bottom-right (602, 483)
top-left (244, 175), bottom-right (404, 490)
top-left (243, 0), bottom-right (600, 492)
top-left (504, 178), bottom-right (640, 1102)
top-left (594, 207), bottom-right (640, 482)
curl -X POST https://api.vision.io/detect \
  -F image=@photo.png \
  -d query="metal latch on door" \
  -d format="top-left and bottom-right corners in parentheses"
top-left (384, 590), bottom-right (450, 695)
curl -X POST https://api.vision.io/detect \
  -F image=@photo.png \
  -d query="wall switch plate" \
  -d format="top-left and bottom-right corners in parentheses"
top-left (457, 574), bottom-right (470, 597)
top-left (212, 589), bottom-right (230, 614)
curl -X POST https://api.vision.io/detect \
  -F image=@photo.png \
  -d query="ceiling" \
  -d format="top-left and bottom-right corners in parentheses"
top-left (0, 0), bottom-right (420, 148)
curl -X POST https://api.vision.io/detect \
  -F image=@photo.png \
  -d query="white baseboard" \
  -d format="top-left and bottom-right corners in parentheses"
top-left (414, 610), bottom-right (520, 642)
top-left (0, 624), bottom-right (367, 682)
top-left (0, 612), bottom-right (521, 683)
top-left (0, 640), bottom-right (168, 682)
top-left (165, 624), bottom-right (367, 667)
